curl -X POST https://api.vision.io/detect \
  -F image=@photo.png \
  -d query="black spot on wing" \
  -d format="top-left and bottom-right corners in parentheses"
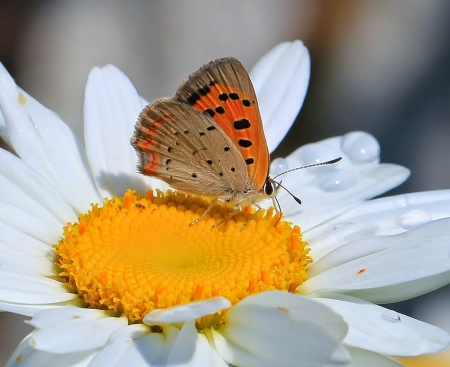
top-left (187, 92), bottom-right (201, 106)
top-left (198, 85), bottom-right (210, 96)
top-left (233, 119), bottom-right (251, 130)
top-left (204, 109), bottom-right (215, 117)
top-left (238, 139), bottom-right (252, 148)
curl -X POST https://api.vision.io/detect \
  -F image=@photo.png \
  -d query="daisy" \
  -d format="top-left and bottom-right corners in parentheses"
top-left (1, 40), bottom-right (449, 367)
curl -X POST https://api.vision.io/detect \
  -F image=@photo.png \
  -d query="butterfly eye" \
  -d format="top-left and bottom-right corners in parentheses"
top-left (264, 179), bottom-right (275, 196)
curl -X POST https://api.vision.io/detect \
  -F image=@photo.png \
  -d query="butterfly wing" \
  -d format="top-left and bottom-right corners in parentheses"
top-left (175, 58), bottom-right (269, 192)
top-left (131, 98), bottom-right (248, 198)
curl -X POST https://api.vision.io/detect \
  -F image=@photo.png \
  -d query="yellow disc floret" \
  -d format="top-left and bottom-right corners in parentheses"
top-left (55, 190), bottom-right (311, 322)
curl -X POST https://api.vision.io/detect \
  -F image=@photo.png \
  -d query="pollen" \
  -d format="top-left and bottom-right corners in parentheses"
top-left (54, 190), bottom-right (311, 323)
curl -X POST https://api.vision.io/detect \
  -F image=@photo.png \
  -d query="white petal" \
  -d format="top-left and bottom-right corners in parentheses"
top-left (346, 347), bottom-right (404, 367)
top-left (0, 202), bottom-right (60, 244)
top-left (251, 41), bottom-right (310, 153)
top-left (271, 132), bottom-right (409, 231)
top-left (318, 296), bottom-right (450, 356)
top-left (166, 321), bottom-right (216, 366)
top-left (88, 324), bottom-right (149, 367)
top-left (0, 241), bottom-right (54, 275)
top-left (0, 220), bottom-right (51, 252)
top-left (191, 333), bottom-right (222, 367)
top-left (5, 332), bottom-right (35, 367)
top-left (0, 64), bottom-right (101, 212)
top-left (308, 217), bottom-right (450, 276)
top-left (0, 107), bottom-right (8, 145)
top-left (116, 325), bottom-right (179, 366)
top-left (144, 297), bottom-right (231, 324)
top-left (27, 307), bottom-right (112, 330)
top-left (93, 324), bottom-right (215, 367)
top-left (307, 190), bottom-right (450, 250)
top-left (0, 149), bottom-right (77, 224)
top-left (140, 96), bottom-right (149, 108)
top-left (0, 266), bottom-right (76, 304)
top-left (84, 65), bottom-right (166, 198)
top-left (214, 291), bottom-right (350, 367)
top-left (0, 301), bottom-right (61, 317)
top-left (6, 333), bottom-right (95, 367)
top-left (204, 331), bottom-right (231, 367)
top-left (30, 315), bottom-right (128, 353)
top-left (301, 219), bottom-right (450, 303)
top-left (0, 174), bottom-right (64, 230)
top-left (0, 221), bottom-right (56, 275)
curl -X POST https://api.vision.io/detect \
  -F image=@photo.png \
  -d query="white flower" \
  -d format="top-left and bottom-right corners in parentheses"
top-left (0, 40), bottom-right (449, 367)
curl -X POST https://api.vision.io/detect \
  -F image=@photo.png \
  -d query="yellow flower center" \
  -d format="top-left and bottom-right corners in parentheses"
top-left (55, 190), bottom-right (311, 323)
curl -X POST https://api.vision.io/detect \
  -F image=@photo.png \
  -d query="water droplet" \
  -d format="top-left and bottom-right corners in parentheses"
top-left (382, 310), bottom-right (402, 323)
top-left (270, 158), bottom-right (289, 176)
top-left (293, 143), bottom-right (338, 167)
top-left (342, 132), bottom-right (380, 164)
top-left (397, 209), bottom-right (432, 230)
top-left (393, 195), bottom-right (409, 208)
top-left (313, 170), bottom-right (357, 192)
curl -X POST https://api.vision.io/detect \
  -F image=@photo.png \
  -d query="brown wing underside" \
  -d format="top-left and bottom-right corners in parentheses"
top-left (131, 98), bottom-right (248, 198)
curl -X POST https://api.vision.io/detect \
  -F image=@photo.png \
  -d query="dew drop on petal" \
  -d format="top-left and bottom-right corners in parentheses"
top-left (341, 131), bottom-right (380, 164)
top-left (270, 157), bottom-right (289, 176)
top-left (394, 195), bottom-right (409, 208)
top-left (382, 310), bottom-right (402, 323)
top-left (293, 143), bottom-right (338, 166)
top-left (397, 209), bottom-right (432, 230)
top-left (313, 170), bottom-right (357, 192)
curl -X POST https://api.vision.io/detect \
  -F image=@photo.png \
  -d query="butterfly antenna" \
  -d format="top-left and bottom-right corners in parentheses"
top-left (272, 157), bottom-right (342, 180)
top-left (276, 181), bottom-right (302, 205)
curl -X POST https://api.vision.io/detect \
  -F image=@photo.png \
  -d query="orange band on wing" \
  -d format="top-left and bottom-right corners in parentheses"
top-left (187, 83), bottom-right (269, 190)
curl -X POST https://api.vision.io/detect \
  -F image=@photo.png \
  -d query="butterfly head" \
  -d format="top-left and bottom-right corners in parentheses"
top-left (263, 177), bottom-right (281, 199)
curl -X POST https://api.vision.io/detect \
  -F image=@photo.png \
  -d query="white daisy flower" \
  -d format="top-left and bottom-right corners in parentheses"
top-left (1, 41), bottom-right (449, 367)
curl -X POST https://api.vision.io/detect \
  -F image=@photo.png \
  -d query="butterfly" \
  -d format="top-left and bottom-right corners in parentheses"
top-left (130, 58), bottom-right (339, 225)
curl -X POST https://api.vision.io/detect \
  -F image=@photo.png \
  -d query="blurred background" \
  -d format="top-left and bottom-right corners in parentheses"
top-left (0, 1), bottom-right (449, 365)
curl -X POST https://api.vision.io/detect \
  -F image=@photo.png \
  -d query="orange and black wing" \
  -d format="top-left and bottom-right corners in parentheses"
top-left (175, 58), bottom-right (269, 191)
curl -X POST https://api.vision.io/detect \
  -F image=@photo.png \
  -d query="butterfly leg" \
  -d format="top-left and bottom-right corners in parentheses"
top-left (190, 198), bottom-right (219, 226)
top-left (272, 197), bottom-right (282, 213)
top-left (239, 203), bottom-right (264, 230)
top-left (212, 205), bottom-right (243, 227)
top-left (272, 198), bottom-right (283, 227)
